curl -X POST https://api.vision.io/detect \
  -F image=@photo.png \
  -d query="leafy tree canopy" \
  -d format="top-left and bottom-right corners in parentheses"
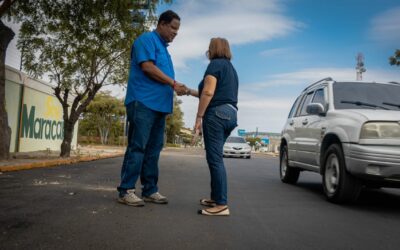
top-left (166, 95), bottom-right (184, 143)
top-left (5, 0), bottom-right (171, 156)
top-left (389, 49), bottom-right (400, 66)
top-left (245, 137), bottom-right (261, 147)
top-left (80, 91), bottom-right (125, 144)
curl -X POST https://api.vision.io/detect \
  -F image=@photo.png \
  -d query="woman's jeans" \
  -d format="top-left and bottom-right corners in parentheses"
top-left (202, 104), bottom-right (237, 205)
top-left (117, 101), bottom-right (166, 197)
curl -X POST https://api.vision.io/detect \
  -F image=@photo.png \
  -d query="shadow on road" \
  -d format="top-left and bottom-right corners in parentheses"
top-left (356, 188), bottom-right (400, 209)
top-left (288, 180), bottom-right (400, 211)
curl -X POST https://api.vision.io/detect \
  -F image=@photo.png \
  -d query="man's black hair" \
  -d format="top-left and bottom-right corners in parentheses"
top-left (157, 10), bottom-right (180, 25)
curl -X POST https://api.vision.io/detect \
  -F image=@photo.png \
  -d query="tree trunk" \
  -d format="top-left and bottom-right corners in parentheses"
top-left (60, 120), bottom-right (75, 157)
top-left (0, 20), bottom-right (15, 160)
top-left (98, 128), bottom-right (104, 145)
top-left (58, 84), bottom-right (101, 157)
top-left (104, 128), bottom-right (109, 145)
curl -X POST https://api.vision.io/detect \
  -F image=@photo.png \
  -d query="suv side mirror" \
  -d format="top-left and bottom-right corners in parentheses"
top-left (306, 103), bottom-right (325, 115)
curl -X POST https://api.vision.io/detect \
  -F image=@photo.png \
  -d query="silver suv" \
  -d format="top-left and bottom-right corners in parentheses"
top-left (280, 78), bottom-right (400, 203)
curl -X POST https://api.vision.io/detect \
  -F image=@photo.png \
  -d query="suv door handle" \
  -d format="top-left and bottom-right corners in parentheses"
top-left (302, 119), bottom-right (308, 125)
top-left (289, 120), bottom-right (294, 126)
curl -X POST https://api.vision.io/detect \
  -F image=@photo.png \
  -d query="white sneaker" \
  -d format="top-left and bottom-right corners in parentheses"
top-left (117, 190), bottom-right (145, 207)
top-left (143, 192), bottom-right (168, 204)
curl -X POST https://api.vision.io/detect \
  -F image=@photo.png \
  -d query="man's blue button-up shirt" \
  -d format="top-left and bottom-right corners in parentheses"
top-left (124, 30), bottom-right (174, 114)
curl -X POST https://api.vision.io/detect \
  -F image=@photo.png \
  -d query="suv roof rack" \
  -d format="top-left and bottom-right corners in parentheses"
top-left (303, 77), bottom-right (333, 92)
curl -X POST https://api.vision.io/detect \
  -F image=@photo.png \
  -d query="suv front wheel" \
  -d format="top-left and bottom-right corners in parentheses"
top-left (280, 145), bottom-right (300, 184)
top-left (322, 144), bottom-right (361, 203)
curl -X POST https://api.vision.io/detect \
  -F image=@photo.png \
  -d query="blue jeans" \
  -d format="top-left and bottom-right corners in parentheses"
top-left (117, 101), bottom-right (166, 197)
top-left (202, 104), bottom-right (237, 205)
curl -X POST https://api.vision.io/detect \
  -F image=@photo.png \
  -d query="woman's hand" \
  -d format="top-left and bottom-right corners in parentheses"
top-left (191, 116), bottom-right (202, 145)
top-left (194, 116), bottom-right (202, 135)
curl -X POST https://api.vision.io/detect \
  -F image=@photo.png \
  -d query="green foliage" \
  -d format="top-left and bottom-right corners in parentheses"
top-left (389, 49), bottom-right (400, 66)
top-left (5, 0), bottom-right (172, 156)
top-left (181, 133), bottom-right (193, 145)
top-left (12, 0), bottom-right (142, 87)
top-left (166, 95), bottom-right (184, 143)
top-left (79, 91), bottom-right (125, 144)
top-left (245, 137), bottom-right (261, 147)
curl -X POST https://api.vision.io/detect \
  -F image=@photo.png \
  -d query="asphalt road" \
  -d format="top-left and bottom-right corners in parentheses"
top-left (1, 148), bottom-right (400, 250)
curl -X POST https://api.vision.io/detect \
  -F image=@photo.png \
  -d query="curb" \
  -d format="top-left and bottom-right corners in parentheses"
top-left (0, 153), bottom-right (124, 172)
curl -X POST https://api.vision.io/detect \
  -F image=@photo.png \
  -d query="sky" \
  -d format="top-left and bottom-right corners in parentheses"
top-left (5, 0), bottom-right (400, 134)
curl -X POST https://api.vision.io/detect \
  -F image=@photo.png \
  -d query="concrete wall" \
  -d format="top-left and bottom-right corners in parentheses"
top-left (4, 66), bottom-right (78, 153)
top-left (5, 69), bottom-right (22, 152)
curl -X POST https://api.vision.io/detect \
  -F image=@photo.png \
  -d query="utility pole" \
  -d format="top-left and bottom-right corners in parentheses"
top-left (356, 53), bottom-right (366, 81)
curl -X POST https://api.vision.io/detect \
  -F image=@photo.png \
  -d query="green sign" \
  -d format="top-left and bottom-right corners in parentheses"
top-left (21, 104), bottom-right (64, 140)
top-left (238, 129), bottom-right (246, 136)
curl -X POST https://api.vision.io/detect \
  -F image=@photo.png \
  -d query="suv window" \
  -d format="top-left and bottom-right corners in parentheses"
top-left (288, 96), bottom-right (301, 118)
top-left (312, 89), bottom-right (325, 105)
top-left (333, 82), bottom-right (400, 110)
top-left (298, 92), bottom-right (314, 116)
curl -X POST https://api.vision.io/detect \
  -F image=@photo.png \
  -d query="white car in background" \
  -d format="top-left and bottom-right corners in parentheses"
top-left (223, 136), bottom-right (251, 159)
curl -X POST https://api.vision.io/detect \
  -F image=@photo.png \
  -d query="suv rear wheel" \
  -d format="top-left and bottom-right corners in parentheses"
top-left (280, 145), bottom-right (300, 184)
top-left (322, 144), bottom-right (361, 203)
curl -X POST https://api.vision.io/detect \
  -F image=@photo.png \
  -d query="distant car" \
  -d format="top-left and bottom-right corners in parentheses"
top-left (280, 78), bottom-right (400, 203)
top-left (223, 136), bottom-right (251, 159)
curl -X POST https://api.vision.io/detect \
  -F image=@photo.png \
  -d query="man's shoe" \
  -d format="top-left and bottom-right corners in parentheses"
top-left (143, 192), bottom-right (168, 204)
top-left (117, 190), bottom-right (145, 207)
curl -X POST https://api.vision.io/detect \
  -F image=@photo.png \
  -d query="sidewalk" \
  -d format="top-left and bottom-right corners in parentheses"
top-left (0, 145), bottom-right (125, 172)
top-left (0, 146), bottom-right (278, 173)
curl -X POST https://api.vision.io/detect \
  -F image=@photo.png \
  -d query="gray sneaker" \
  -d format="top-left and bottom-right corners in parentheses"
top-left (143, 192), bottom-right (168, 204)
top-left (117, 190), bottom-right (145, 207)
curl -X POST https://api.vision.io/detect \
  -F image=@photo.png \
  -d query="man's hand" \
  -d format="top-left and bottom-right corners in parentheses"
top-left (174, 83), bottom-right (188, 96)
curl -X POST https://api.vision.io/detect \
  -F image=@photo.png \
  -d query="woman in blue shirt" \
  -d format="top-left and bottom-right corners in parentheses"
top-left (185, 38), bottom-right (238, 216)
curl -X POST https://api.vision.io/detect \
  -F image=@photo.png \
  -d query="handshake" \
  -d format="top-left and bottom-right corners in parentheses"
top-left (173, 81), bottom-right (192, 96)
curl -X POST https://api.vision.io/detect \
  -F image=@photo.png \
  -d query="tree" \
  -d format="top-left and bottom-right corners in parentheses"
top-left (7, 0), bottom-right (170, 157)
top-left (245, 137), bottom-right (261, 147)
top-left (166, 95), bottom-right (184, 144)
top-left (389, 49), bottom-right (400, 66)
top-left (0, 0), bottom-right (17, 160)
top-left (80, 92), bottom-right (125, 145)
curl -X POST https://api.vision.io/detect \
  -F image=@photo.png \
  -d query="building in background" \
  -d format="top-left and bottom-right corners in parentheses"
top-left (5, 66), bottom-right (78, 153)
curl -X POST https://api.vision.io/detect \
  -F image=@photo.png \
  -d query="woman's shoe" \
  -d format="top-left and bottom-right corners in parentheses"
top-left (200, 199), bottom-right (216, 207)
top-left (198, 206), bottom-right (230, 216)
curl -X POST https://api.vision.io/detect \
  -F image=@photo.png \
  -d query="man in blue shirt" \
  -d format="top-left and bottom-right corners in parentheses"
top-left (117, 10), bottom-right (185, 206)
